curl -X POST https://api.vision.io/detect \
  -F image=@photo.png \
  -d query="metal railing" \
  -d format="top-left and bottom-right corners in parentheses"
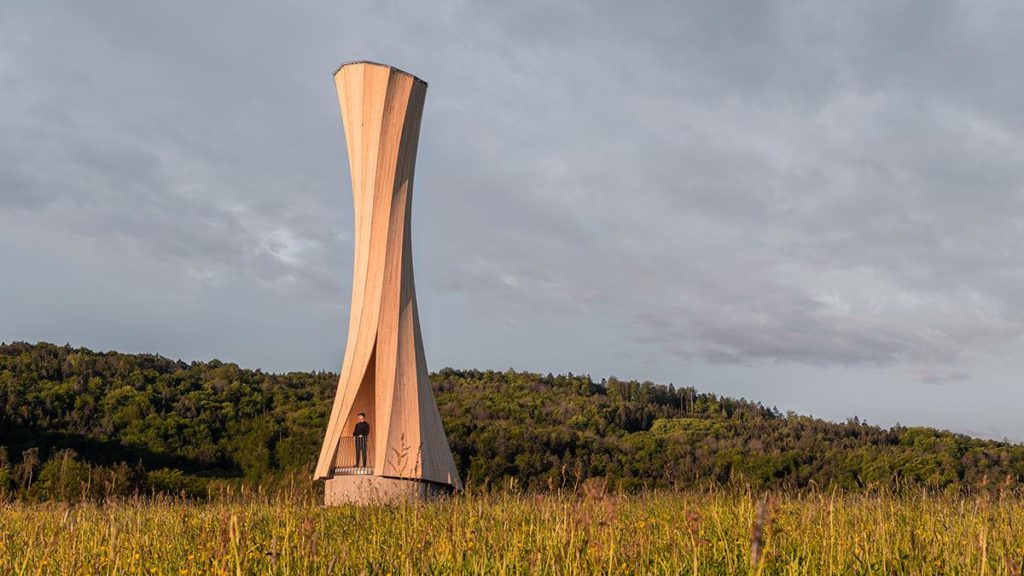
top-left (333, 435), bottom-right (373, 475)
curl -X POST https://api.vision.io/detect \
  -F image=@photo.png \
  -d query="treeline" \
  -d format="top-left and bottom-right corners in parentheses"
top-left (1, 341), bottom-right (1023, 500)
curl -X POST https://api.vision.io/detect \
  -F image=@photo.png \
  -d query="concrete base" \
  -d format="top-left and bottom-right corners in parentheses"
top-left (324, 475), bottom-right (452, 505)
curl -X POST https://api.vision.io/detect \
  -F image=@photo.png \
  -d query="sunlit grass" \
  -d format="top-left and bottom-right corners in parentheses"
top-left (2, 489), bottom-right (1024, 575)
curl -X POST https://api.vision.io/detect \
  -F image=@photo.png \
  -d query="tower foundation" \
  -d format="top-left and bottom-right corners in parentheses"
top-left (324, 476), bottom-right (453, 505)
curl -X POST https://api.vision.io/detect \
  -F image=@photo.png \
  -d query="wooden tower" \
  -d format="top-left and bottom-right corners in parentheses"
top-left (314, 61), bottom-right (462, 504)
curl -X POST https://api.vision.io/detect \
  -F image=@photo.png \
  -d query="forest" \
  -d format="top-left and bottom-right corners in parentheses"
top-left (2, 341), bottom-right (1022, 500)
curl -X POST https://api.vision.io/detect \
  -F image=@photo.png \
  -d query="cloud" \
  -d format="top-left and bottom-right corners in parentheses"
top-left (916, 370), bottom-right (970, 386)
top-left (2, 0), bottom-right (1024, 380)
top-left (412, 0), bottom-right (1024, 368)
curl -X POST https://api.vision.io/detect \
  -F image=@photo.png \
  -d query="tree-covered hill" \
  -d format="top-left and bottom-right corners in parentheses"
top-left (1, 341), bottom-right (1022, 500)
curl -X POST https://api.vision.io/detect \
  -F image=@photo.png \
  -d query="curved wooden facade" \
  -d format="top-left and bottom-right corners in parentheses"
top-left (314, 62), bottom-right (462, 496)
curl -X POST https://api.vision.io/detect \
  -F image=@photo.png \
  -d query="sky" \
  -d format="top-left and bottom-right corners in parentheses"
top-left (2, 1), bottom-right (1024, 441)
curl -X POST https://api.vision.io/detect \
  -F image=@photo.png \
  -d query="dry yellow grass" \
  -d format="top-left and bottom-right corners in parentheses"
top-left (1, 489), bottom-right (1023, 575)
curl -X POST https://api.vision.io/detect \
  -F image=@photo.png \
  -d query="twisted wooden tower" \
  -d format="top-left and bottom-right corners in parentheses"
top-left (314, 61), bottom-right (462, 504)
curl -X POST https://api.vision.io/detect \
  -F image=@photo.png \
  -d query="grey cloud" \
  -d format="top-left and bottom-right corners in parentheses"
top-left (916, 370), bottom-right (970, 386)
top-left (4, 0), bottom-right (1024, 437)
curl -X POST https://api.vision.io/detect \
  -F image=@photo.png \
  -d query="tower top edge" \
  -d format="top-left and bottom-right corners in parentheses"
top-left (333, 61), bottom-right (428, 86)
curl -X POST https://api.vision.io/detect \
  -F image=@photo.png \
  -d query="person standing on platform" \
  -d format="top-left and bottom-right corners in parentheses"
top-left (353, 412), bottom-right (370, 468)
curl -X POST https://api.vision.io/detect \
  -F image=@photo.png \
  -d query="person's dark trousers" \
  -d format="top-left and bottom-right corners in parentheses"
top-left (355, 436), bottom-right (368, 468)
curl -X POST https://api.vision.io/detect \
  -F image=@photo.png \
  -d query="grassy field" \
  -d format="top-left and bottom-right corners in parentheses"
top-left (2, 489), bottom-right (1024, 575)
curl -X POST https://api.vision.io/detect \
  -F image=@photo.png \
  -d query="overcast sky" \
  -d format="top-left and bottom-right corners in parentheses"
top-left (3, 1), bottom-right (1024, 440)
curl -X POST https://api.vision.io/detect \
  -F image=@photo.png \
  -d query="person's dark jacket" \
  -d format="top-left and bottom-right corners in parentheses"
top-left (353, 421), bottom-right (370, 437)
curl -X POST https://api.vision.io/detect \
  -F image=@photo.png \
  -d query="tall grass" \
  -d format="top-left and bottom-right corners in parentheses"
top-left (2, 489), bottom-right (1023, 574)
